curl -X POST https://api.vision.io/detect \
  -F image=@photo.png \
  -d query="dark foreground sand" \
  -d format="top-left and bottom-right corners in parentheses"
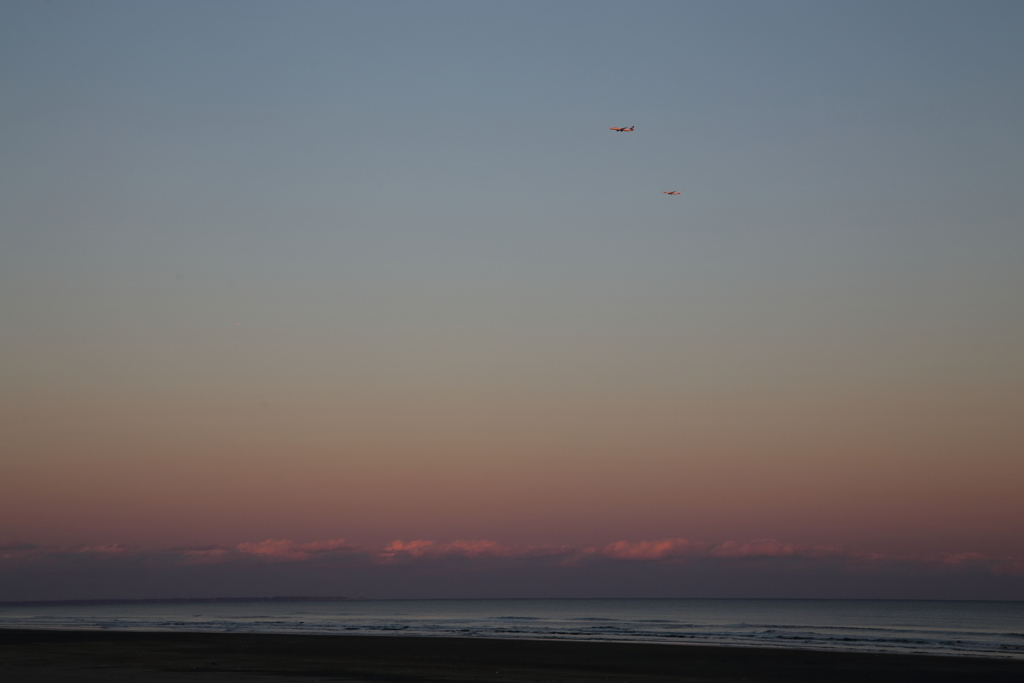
top-left (3, 629), bottom-right (1024, 683)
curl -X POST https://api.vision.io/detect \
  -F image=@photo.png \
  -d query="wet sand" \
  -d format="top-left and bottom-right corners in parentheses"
top-left (3, 628), bottom-right (1024, 682)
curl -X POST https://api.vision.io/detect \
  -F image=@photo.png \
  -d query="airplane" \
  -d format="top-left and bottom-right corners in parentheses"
top-left (663, 191), bottom-right (680, 195)
top-left (609, 126), bottom-right (634, 132)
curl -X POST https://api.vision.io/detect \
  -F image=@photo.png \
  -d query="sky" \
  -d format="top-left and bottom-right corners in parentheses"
top-left (1, 0), bottom-right (1023, 600)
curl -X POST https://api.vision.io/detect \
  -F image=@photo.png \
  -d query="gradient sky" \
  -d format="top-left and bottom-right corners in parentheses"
top-left (2, 0), bottom-right (1023, 600)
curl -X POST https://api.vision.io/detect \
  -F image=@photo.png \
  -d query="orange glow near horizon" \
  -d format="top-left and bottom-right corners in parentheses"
top-left (3, 345), bottom-right (1021, 557)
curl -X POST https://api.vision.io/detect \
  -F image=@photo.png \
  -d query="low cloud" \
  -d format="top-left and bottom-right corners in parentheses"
top-left (175, 540), bottom-right (350, 564)
top-left (378, 539), bottom-right (567, 561)
top-left (5, 537), bottom-right (1022, 572)
top-left (2, 537), bottom-right (1023, 602)
top-left (707, 539), bottom-right (845, 560)
top-left (591, 538), bottom-right (694, 560)
top-left (236, 539), bottom-right (348, 561)
top-left (79, 543), bottom-right (136, 555)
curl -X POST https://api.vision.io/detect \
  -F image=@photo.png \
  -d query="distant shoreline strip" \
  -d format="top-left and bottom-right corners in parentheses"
top-left (0, 596), bottom-right (358, 607)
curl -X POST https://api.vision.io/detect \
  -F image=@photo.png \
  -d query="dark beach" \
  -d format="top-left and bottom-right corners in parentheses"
top-left (3, 629), bottom-right (1024, 682)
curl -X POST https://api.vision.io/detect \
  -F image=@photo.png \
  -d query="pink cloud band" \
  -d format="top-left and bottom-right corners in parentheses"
top-left (2, 538), bottom-right (1022, 577)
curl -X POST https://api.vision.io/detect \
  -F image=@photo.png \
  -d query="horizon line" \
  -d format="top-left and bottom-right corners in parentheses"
top-left (3, 596), bottom-right (1020, 607)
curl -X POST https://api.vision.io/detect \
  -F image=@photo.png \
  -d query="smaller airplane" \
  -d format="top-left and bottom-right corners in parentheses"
top-left (609, 126), bottom-right (634, 132)
top-left (663, 191), bottom-right (680, 195)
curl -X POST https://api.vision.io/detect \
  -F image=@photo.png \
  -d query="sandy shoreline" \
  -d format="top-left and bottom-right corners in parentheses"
top-left (3, 629), bottom-right (1024, 682)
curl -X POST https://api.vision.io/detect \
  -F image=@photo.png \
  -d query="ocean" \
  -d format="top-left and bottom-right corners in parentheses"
top-left (1, 598), bottom-right (1021, 659)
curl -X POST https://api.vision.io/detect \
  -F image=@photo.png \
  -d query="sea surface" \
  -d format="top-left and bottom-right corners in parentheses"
top-left (1, 598), bottom-right (1022, 659)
